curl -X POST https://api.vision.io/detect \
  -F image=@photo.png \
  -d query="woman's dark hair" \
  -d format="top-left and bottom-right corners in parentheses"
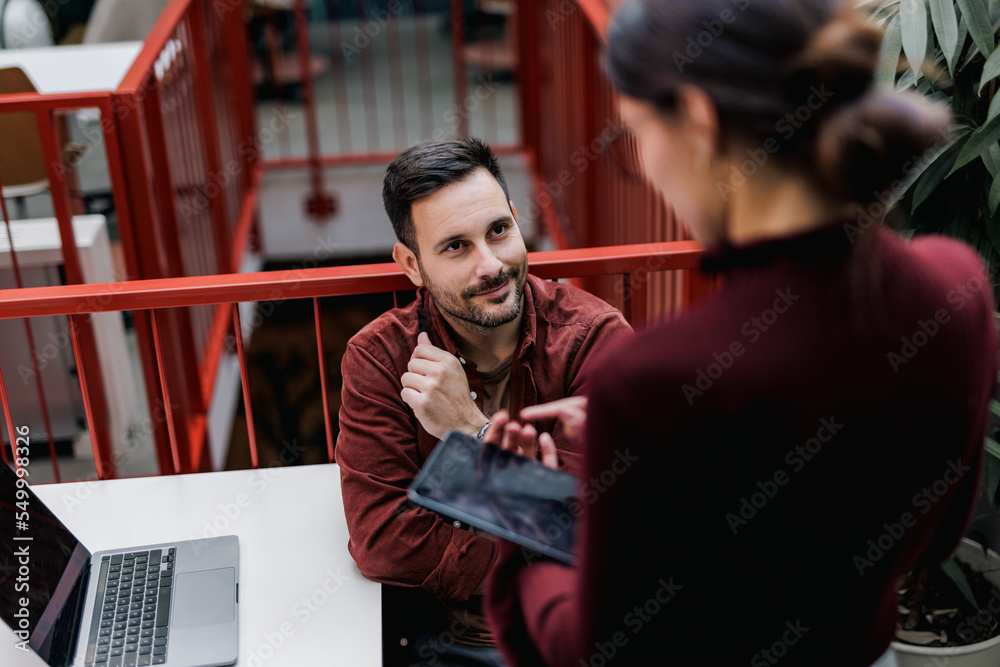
top-left (383, 136), bottom-right (511, 254)
top-left (606, 0), bottom-right (950, 204)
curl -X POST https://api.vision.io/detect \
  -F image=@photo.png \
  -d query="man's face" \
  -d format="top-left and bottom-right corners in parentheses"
top-left (396, 168), bottom-right (528, 332)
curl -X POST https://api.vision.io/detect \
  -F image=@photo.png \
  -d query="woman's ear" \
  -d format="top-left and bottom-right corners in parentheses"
top-left (676, 85), bottom-right (722, 167)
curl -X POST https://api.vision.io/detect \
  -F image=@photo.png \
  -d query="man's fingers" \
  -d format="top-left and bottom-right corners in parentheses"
top-left (400, 386), bottom-right (421, 409)
top-left (484, 411), bottom-right (509, 446)
top-left (539, 432), bottom-right (559, 470)
top-left (405, 357), bottom-right (439, 377)
top-left (412, 331), bottom-right (451, 362)
top-left (399, 371), bottom-right (430, 391)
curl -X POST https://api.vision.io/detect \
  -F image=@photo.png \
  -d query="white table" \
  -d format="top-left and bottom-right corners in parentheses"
top-left (0, 464), bottom-right (382, 666)
top-left (0, 41), bottom-right (142, 94)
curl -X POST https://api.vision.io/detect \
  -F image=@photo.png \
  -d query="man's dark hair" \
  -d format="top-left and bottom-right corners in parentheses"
top-left (383, 136), bottom-right (510, 255)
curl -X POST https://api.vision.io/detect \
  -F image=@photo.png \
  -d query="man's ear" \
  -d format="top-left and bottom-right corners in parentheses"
top-left (509, 201), bottom-right (519, 226)
top-left (392, 242), bottom-right (424, 288)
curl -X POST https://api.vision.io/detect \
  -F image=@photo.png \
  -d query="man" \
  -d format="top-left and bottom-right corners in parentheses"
top-left (335, 137), bottom-right (631, 666)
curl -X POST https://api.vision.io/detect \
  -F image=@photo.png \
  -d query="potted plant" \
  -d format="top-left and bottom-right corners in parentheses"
top-left (859, 0), bottom-right (1000, 661)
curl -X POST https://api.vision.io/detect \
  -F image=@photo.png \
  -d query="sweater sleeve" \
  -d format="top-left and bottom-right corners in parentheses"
top-left (335, 340), bottom-right (497, 602)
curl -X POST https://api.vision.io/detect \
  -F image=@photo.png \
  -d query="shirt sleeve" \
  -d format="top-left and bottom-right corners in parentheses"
top-left (566, 310), bottom-right (633, 396)
top-left (335, 340), bottom-right (497, 602)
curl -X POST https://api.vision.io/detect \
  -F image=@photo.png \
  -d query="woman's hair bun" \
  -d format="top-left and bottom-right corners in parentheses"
top-left (789, 7), bottom-right (952, 203)
top-left (813, 89), bottom-right (951, 204)
top-left (786, 8), bottom-right (883, 105)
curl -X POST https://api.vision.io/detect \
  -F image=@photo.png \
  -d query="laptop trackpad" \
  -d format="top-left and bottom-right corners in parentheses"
top-left (172, 568), bottom-right (236, 628)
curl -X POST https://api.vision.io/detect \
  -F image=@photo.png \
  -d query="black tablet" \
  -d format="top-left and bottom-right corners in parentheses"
top-left (408, 431), bottom-right (580, 564)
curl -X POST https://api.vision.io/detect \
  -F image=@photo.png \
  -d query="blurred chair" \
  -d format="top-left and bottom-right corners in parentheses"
top-left (0, 66), bottom-right (49, 219)
top-left (0, 0), bottom-right (55, 49)
top-left (82, 0), bottom-right (169, 43)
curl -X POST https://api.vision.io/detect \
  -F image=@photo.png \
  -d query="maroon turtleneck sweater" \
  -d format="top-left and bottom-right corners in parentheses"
top-left (485, 224), bottom-right (998, 666)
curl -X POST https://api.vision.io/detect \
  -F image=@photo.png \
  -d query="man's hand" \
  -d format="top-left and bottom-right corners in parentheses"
top-left (400, 332), bottom-right (490, 439)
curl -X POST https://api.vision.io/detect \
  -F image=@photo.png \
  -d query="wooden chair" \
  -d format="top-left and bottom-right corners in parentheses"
top-left (0, 66), bottom-right (50, 219)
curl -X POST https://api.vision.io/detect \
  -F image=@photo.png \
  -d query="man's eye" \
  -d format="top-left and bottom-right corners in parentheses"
top-left (491, 224), bottom-right (508, 235)
top-left (444, 242), bottom-right (462, 252)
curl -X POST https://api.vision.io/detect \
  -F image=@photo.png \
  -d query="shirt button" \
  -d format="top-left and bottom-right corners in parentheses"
top-left (470, 392), bottom-right (478, 400)
top-left (459, 357), bottom-right (466, 365)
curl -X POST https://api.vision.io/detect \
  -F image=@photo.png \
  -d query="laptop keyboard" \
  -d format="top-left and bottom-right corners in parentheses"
top-left (84, 547), bottom-right (175, 667)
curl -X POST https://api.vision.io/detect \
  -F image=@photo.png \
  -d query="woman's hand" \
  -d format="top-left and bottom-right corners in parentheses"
top-left (519, 396), bottom-right (588, 440)
top-left (483, 396), bottom-right (588, 470)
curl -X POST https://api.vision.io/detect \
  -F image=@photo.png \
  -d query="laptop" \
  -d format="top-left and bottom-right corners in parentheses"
top-left (0, 462), bottom-right (239, 667)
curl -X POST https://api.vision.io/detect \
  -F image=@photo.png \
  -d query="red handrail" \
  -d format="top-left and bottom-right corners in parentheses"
top-left (0, 242), bottom-right (704, 319)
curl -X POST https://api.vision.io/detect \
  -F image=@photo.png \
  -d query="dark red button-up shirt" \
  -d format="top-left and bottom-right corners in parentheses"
top-left (336, 273), bottom-right (632, 602)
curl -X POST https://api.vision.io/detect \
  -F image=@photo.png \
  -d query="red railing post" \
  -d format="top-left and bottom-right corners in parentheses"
top-left (187, 0), bottom-right (233, 275)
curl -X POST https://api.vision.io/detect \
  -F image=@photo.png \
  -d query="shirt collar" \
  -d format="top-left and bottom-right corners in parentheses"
top-left (699, 220), bottom-right (853, 273)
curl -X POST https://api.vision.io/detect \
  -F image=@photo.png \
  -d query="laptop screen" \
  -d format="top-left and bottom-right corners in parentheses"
top-left (0, 462), bottom-right (91, 665)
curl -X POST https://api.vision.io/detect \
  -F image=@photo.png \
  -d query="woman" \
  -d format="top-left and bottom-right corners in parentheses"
top-left (482, 0), bottom-right (999, 665)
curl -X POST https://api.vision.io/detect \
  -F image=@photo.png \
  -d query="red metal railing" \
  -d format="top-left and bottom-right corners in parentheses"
top-left (514, 0), bottom-right (696, 314)
top-left (0, 0), bottom-right (257, 482)
top-left (0, 242), bottom-right (710, 482)
top-left (0, 0), bottom-right (711, 484)
top-left (257, 0), bottom-right (523, 169)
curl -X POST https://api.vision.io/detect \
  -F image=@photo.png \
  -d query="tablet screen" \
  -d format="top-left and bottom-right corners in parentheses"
top-left (408, 431), bottom-right (580, 564)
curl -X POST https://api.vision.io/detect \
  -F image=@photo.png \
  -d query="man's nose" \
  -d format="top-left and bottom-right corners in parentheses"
top-left (474, 244), bottom-right (505, 280)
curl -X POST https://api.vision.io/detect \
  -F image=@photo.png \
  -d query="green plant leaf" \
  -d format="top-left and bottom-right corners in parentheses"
top-left (941, 557), bottom-right (979, 609)
top-left (901, 0), bottom-right (929, 75)
top-left (990, 173), bottom-right (1000, 214)
top-left (989, 93), bottom-right (1000, 127)
top-left (985, 450), bottom-right (1000, 509)
top-left (878, 16), bottom-right (904, 87)
top-left (930, 0), bottom-right (961, 74)
top-left (984, 142), bottom-right (1000, 176)
top-left (986, 436), bottom-right (1000, 458)
top-left (948, 113), bottom-right (1000, 175)
top-left (957, 0), bottom-right (995, 58)
top-left (955, 12), bottom-right (970, 71)
top-left (979, 46), bottom-right (1000, 94)
top-left (911, 142), bottom-right (962, 210)
top-left (990, 397), bottom-right (1000, 418)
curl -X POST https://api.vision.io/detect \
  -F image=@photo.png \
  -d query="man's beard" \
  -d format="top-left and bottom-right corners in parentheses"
top-left (422, 259), bottom-right (528, 332)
